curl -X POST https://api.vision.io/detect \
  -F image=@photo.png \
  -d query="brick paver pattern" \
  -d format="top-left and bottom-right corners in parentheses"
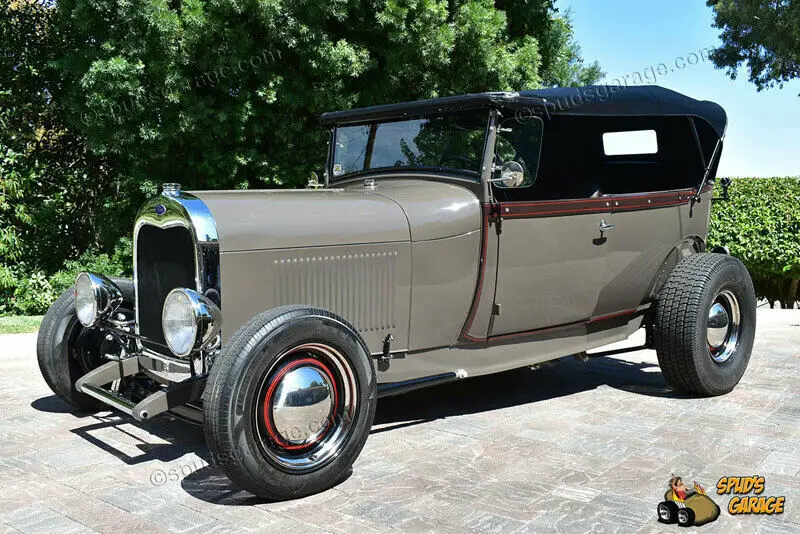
top-left (0, 309), bottom-right (798, 533)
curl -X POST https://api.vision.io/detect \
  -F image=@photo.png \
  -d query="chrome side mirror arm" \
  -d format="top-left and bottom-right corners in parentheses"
top-left (711, 177), bottom-right (731, 201)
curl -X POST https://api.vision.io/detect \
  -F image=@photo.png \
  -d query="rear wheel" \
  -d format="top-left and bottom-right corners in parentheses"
top-left (654, 253), bottom-right (756, 396)
top-left (203, 305), bottom-right (376, 500)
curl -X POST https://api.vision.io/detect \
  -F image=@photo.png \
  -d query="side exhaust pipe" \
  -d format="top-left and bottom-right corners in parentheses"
top-left (377, 369), bottom-right (468, 399)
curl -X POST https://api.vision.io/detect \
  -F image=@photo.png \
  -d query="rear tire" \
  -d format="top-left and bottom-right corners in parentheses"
top-left (36, 278), bottom-right (134, 410)
top-left (203, 305), bottom-right (377, 500)
top-left (654, 253), bottom-right (756, 396)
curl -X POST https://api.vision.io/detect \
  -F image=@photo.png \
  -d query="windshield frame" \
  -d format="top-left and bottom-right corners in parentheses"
top-left (326, 109), bottom-right (494, 185)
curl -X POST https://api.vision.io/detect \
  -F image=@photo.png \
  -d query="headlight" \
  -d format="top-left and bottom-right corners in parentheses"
top-left (162, 288), bottom-right (221, 357)
top-left (74, 272), bottom-right (123, 327)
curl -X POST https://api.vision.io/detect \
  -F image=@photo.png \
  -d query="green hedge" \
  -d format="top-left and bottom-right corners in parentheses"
top-left (0, 238), bottom-right (131, 316)
top-left (708, 177), bottom-right (800, 308)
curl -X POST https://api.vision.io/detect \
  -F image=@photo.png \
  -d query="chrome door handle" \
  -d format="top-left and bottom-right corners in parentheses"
top-left (599, 220), bottom-right (615, 232)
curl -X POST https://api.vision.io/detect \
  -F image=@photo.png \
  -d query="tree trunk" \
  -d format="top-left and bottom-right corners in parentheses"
top-left (779, 278), bottom-right (799, 309)
top-left (790, 279), bottom-right (799, 310)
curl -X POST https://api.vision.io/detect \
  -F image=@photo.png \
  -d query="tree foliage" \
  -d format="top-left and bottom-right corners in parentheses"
top-left (1, 0), bottom-right (601, 315)
top-left (707, 0), bottom-right (800, 93)
top-left (708, 177), bottom-right (800, 308)
top-left (55, 0), bottom-right (601, 190)
top-left (1, 0), bottom-right (134, 313)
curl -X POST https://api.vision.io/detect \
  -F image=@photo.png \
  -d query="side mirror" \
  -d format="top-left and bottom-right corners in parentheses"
top-left (712, 177), bottom-right (731, 201)
top-left (489, 161), bottom-right (525, 189)
top-left (307, 172), bottom-right (324, 189)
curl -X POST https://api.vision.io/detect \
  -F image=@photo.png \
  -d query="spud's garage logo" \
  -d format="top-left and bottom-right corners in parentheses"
top-left (717, 476), bottom-right (785, 515)
top-left (657, 475), bottom-right (720, 527)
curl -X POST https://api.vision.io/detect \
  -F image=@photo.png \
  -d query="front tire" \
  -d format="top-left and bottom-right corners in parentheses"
top-left (203, 305), bottom-right (377, 500)
top-left (657, 501), bottom-right (679, 524)
top-left (677, 507), bottom-right (695, 527)
top-left (36, 279), bottom-right (134, 410)
top-left (654, 253), bottom-right (756, 396)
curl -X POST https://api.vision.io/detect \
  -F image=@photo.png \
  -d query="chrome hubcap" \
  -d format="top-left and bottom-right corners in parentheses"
top-left (256, 343), bottom-right (357, 472)
top-left (707, 303), bottom-right (729, 348)
top-left (271, 365), bottom-right (335, 446)
top-left (707, 289), bottom-right (741, 363)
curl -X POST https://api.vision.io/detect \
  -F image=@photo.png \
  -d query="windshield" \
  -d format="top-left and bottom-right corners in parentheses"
top-left (330, 110), bottom-right (489, 180)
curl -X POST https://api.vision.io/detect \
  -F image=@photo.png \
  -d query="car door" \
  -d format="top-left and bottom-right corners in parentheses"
top-left (594, 190), bottom-right (693, 318)
top-left (489, 199), bottom-right (613, 337)
top-left (591, 123), bottom-right (706, 318)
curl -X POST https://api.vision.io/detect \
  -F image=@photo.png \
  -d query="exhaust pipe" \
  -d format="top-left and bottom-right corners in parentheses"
top-left (377, 369), bottom-right (468, 398)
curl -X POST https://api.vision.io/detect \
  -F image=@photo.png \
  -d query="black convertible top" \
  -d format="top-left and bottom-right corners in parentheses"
top-left (320, 85), bottom-right (727, 137)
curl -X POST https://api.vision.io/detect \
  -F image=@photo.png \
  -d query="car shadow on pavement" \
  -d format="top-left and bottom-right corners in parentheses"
top-left (31, 395), bottom-right (93, 415)
top-left (180, 467), bottom-right (292, 505)
top-left (68, 413), bottom-right (206, 465)
top-left (373, 354), bottom-right (687, 430)
top-left (31, 394), bottom-right (206, 465)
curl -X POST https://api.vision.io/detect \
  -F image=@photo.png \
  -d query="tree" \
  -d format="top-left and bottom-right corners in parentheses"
top-left (54, 0), bottom-right (602, 191)
top-left (707, 0), bottom-right (800, 93)
top-left (1, 0), bottom-right (601, 314)
top-left (1, 1), bottom-right (132, 313)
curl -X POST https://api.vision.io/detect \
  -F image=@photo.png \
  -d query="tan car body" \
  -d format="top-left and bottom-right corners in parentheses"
top-left (49, 88), bottom-right (744, 502)
top-left (51, 88), bottom-right (739, 500)
top-left (190, 175), bottom-right (711, 384)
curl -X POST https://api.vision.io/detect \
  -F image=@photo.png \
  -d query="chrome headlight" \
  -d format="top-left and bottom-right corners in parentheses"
top-left (74, 272), bottom-right (123, 327)
top-left (162, 288), bottom-right (221, 357)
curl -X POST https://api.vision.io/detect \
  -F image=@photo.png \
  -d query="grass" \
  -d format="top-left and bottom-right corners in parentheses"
top-left (0, 315), bottom-right (43, 335)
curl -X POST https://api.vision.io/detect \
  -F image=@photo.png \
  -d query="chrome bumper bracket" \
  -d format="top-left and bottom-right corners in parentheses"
top-left (75, 358), bottom-right (139, 416)
top-left (76, 357), bottom-right (206, 421)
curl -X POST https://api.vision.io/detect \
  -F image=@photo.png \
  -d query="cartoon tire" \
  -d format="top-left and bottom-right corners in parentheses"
top-left (677, 507), bottom-right (696, 527)
top-left (657, 501), bottom-right (679, 524)
top-left (654, 253), bottom-right (756, 396)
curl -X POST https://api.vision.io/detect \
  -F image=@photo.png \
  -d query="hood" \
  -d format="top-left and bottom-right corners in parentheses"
top-left (191, 188), bottom-right (410, 253)
top-left (192, 179), bottom-right (482, 253)
top-left (345, 179), bottom-right (481, 242)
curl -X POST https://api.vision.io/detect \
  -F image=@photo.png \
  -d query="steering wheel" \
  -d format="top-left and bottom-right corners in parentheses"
top-left (439, 154), bottom-right (479, 170)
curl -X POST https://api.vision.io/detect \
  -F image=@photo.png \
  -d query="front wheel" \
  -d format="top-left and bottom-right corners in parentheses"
top-left (677, 507), bottom-right (695, 527)
top-left (36, 279), bottom-right (134, 410)
top-left (657, 501), bottom-right (679, 524)
top-left (203, 306), bottom-right (376, 500)
top-left (654, 253), bottom-right (756, 396)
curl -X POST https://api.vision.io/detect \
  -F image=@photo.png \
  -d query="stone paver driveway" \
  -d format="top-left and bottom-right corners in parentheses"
top-left (1, 309), bottom-right (799, 533)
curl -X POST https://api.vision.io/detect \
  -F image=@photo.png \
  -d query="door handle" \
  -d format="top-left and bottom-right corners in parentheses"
top-left (599, 220), bottom-right (615, 232)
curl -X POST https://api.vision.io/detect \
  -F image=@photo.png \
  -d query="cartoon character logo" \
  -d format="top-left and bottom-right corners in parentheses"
top-left (657, 475), bottom-right (721, 527)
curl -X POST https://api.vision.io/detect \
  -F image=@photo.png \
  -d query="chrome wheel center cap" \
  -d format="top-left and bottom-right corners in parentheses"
top-left (707, 302), bottom-right (730, 348)
top-left (271, 365), bottom-right (334, 446)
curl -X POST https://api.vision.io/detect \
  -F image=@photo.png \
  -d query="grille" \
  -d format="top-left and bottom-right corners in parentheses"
top-left (136, 225), bottom-right (196, 352)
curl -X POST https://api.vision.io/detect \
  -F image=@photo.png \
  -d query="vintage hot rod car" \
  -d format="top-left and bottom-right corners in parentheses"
top-left (37, 86), bottom-right (756, 499)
